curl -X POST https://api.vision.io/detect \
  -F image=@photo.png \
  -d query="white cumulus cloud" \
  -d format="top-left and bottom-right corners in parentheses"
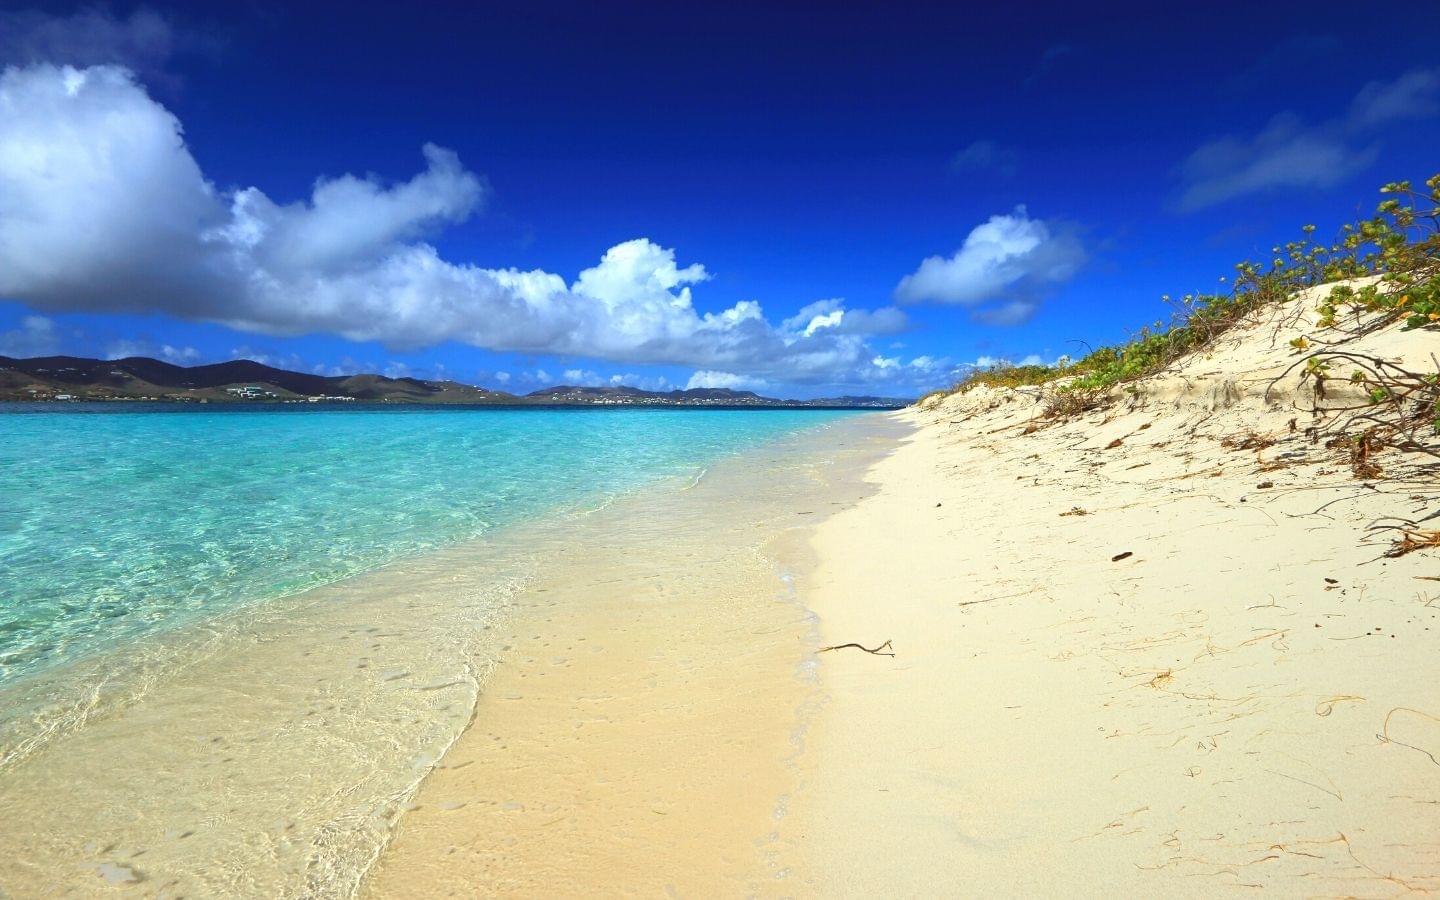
top-left (894, 207), bottom-right (1085, 324)
top-left (780, 299), bottom-right (908, 337)
top-left (685, 370), bottom-right (766, 391)
top-left (561, 368), bottom-right (601, 385)
top-left (0, 63), bottom-right (923, 388)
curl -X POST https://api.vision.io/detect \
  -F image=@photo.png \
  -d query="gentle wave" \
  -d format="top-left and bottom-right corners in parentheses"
top-left (0, 406), bottom-right (861, 685)
top-left (0, 406), bottom-right (877, 897)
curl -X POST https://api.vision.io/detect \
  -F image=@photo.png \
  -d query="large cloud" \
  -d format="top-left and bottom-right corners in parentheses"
top-left (1176, 67), bottom-right (1439, 211)
top-left (0, 63), bottom-right (919, 387)
top-left (893, 207), bottom-right (1085, 324)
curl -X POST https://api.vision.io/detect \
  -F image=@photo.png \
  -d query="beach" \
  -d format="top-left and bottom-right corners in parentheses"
top-left (0, 410), bottom-right (894, 896)
top-left (785, 298), bottom-right (1440, 895)
top-left (3, 7), bottom-right (1437, 897)
top-left (362, 416), bottom-right (902, 896)
top-left (2, 302), bottom-right (1437, 897)
top-left (367, 295), bottom-right (1438, 895)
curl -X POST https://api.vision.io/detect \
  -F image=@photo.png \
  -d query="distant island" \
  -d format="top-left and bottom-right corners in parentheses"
top-left (0, 355), bottom-right (912, 408)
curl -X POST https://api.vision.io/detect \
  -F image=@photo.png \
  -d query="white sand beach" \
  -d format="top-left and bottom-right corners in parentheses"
top-left (5, 291), bottom-right (1433, 898)
top-left (366, 289), bottom-right (1438, 896)
top-left (3, 9), bottom-right (1437, 897)
top-left (789, 291), bottom-right (1440, 895)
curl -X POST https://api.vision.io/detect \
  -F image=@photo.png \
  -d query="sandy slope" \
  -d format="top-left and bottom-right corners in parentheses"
top-left (790, 295), bottom-right (1440, 895)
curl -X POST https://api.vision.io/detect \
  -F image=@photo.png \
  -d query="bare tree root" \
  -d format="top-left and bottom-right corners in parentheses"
top-left (1276, 348), bottom-right (1440, 556)
top-left (1269, 351), bottom-right (1439, 477)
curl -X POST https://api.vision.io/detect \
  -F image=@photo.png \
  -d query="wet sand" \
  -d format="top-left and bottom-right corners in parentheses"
top-left (362, 416), bottom-right (904, 896)
top-left (0, 414), bottom-right (900, 897)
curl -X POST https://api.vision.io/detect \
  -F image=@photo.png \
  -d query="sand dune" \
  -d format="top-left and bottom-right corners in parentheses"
top-left (356, 290), bottom-right (1438, 896)
top-left (790, 292), bottom-right (1440, 895)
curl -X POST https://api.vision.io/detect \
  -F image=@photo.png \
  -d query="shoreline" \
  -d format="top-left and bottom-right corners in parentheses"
top-left (0, 400), bottom-right (909, 410)
top-left (0, 406), bottom-right (863, 689)
top-left (0, 412), bottom-right (900, 897)
top-left (362, 414), bottom-right (905, 896)
top-left (8, 295), bottom-right (1437, 896)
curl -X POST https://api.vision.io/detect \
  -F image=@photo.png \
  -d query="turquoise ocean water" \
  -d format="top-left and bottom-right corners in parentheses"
top-left (0, 404), bottom-right (862, 685)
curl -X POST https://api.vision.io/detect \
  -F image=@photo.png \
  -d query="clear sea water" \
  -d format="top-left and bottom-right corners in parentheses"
top-left (0, 403), bottom-right (863, 685)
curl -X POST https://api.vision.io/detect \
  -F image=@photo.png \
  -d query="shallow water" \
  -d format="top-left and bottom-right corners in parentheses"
top-left (362, 412), bottom-right (906, 897)
top-left (0, 404), bottom-right (858, 683)
top-left (0, 405), bottom-right (887, 897)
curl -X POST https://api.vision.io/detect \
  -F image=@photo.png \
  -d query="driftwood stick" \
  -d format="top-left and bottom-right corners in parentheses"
top-left (819, 640), bottom-right (895, 657)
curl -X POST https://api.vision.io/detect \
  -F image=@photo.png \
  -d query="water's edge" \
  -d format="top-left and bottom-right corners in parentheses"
top-left (1, 407), bottom-right (861, 686)
top-left (0, 411), bottom-right (905, 896)
top-left (360, 410), bottom-right (910, 896)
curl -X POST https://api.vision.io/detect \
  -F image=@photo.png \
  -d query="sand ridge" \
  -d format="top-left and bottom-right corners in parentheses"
top-left (789, 296), bottom-right (1440, 895)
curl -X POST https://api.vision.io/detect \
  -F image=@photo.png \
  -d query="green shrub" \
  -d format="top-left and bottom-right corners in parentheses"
top-left (928, 172), bottom-right (1439, 408)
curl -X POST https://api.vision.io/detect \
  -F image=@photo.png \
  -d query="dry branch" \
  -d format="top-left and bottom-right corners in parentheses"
top-left (819, 640), bottom-right (895, 657)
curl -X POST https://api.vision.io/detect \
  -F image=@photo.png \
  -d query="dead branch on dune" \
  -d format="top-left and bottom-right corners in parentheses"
top-left (1272, 351), bottom-right (1438, 467)
top-left (1382, 528), bottom-right (1440, 558)
top-left (819, 640), bottom-right (895, 657)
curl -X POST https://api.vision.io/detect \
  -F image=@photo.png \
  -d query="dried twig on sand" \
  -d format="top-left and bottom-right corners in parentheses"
top-left (819, 640), bottom-right (895, 657)
top-left (1384, 529), bottom-right (1440, 558)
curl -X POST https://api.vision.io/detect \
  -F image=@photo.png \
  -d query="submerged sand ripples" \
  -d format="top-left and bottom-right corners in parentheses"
top-left (0, 413), bottom-right (889, 897)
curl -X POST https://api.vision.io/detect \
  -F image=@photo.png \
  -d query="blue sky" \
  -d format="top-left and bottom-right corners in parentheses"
top-left (0, 1), bottom-right (1437, 398)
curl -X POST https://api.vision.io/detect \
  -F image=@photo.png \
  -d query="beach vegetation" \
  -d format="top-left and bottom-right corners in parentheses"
top-left (929, 172), bottom-right (1440, 405)
top-left (1041, 386), bottom-right (1107, 420)
top-left (925, 172), bottom-right (1440, 539)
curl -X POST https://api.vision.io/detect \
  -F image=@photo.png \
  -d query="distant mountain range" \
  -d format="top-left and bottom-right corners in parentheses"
top-left (0, 355), bottom-right (913, 408)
